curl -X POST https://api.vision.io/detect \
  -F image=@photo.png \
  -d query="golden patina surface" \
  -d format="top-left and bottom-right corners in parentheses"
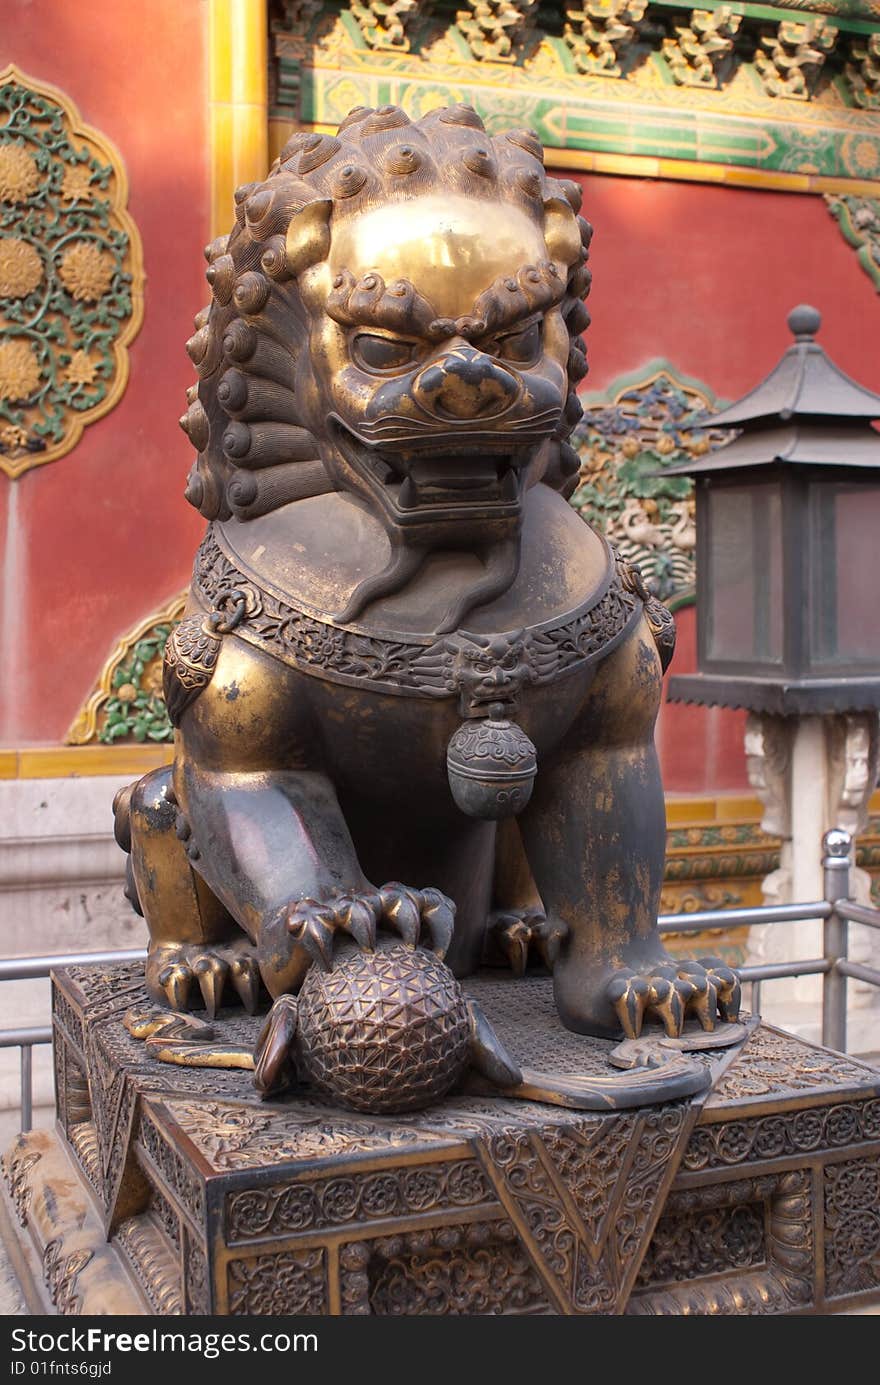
top-left (88, 103), bottom-right (750, 1144)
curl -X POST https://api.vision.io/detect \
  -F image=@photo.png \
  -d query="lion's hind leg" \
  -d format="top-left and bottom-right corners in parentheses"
top-left (115, 767), bottom-right (260, 1016)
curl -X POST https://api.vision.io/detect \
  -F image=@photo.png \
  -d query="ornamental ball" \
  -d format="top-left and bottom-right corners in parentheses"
top-left (446, 717), bottom-right (537, 820)
top-left (297, 940), bottom-right (471, 1113)
top-left (787, 303), bottom-right (821, 340)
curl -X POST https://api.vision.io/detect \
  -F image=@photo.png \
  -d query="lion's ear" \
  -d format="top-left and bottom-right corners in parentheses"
top-left (285, 198), bottom-right (333, 276)
top-left (542, 196), bottom-right (582, 269)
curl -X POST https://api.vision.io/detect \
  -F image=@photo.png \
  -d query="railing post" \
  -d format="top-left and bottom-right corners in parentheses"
top-left (822, 828), bottom-right (851, 1052)
top-left (750, 980), bottom-right (762, 1017)
top-left (20, 1045), bottom-right (32, 1134)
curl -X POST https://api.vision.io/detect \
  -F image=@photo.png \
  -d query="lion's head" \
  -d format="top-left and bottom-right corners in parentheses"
top-left (180, 104), bottom-right (591, 629)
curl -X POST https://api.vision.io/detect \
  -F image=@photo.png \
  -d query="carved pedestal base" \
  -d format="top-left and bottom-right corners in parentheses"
top-left (3, 964), bottom-right (880, 1316)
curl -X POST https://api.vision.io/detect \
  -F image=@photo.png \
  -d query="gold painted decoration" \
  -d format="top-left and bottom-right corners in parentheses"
top-left (66, 593), bottom-right (185, 746)
top-left (571, 361), bottom-right (730, 602)
top-left (270, 4), bottom-right (880, 192)
top-left (0, 66), bottom-right (144, 478)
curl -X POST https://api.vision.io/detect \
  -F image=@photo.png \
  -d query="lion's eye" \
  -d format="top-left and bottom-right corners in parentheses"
top-left (353, 333), bottom-right (418, 373)
top-left (495, 321), bottom-right (542, 366)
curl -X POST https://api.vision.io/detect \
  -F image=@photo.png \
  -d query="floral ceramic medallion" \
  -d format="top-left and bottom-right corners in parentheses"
top-left (0, 65), bottom-right (143, 477)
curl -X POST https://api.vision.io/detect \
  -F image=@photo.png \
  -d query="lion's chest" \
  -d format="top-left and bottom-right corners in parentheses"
top-left (300, 656), bottom-right (597, 810)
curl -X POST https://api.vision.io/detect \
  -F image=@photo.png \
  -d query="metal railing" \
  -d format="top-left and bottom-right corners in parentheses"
top-left (657, 827), bottom-right (880, 1051)
top-left (1, 829), bottom-right (878, 1131)
top-left (0, 947), bottom-right (145, 1132)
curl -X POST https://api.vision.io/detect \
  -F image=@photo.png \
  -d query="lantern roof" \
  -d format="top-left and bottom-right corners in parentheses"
top-left (710, 305), bottom-right (880, 427)
top-left (666, 421), bottom-right (880, 474)
top-left (663, 304), bottom-right (880, 477)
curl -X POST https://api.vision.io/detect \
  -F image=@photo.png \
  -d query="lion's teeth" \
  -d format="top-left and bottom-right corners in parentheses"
top-left (500, 469), bottom-right (519, 501)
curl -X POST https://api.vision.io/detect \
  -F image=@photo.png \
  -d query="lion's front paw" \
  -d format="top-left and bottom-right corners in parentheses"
top-left (146, 938), bottom-right (261, 1018)
top-left (290, 883), bottom-right (455, 967)
top-left (261, 883), bottom-right (456, 995)
top-left (607, 956), bottom-right (741, 1039)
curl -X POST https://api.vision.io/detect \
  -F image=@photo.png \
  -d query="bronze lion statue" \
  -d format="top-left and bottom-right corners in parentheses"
top-left (114, 104), bottom-right (739, 1056)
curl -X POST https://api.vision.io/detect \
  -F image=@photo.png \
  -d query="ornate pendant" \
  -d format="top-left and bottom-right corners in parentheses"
top-left (446, 717), bottom-right (538, 820)
top-left (162, 615), bottom-right (224, 727)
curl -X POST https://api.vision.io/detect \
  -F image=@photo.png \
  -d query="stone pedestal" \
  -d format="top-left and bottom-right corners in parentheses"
top-left (3, 962), bottom-right (880, 1316)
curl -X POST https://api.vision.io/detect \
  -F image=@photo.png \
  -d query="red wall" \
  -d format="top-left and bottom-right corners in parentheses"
top-left (0, 0), bottom-right (210, 745)
top-left (2, 35), bottom-right (879, 796)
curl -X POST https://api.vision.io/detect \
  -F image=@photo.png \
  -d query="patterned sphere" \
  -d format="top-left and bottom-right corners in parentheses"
top-left (297, 941), bottom-right (471, 1114)
top-left (446, 717), bottom-right (537, 820)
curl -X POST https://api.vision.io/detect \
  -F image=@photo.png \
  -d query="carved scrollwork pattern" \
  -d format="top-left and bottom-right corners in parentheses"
top-left (339, 1222), bottom-right (550, 1314)
top-left (165, 1095), bottom-right (449, 1171)
top-left (630, 1169), bottom-right (813, 1313)
top-left (184, 1230), bottom-right (211, 1314)
top-left (1, 1143), bottom-right (42, 1226)
top-left (226, 1159), bottom-right (493, 1243)
top-left (824, 1156), bottom-right (880, 1298)
top-left (637, 1201), bottom-right (764, 1286)
top-left (479, 1102), bottom-right (695, 1313)
top-left (43, 1239), bottom-right (93, 1316)
top-left (227, 1248), bottom-right (327, 1315)
top-left (137, 1112), bottom-right (206, 1226)
top-left (705, 1026), bottom-right (880, 1104)
top-left (194, 528), bottom-right (638, 697)
top-left (47, 964), bottom-right (880, 1318)
top-left (683, 1100), bottom-right (880, 1172)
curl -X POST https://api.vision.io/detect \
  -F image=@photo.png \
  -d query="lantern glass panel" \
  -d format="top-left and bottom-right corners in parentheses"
top-left (705, 481), bottom-right (783, 665)
top-left (808, 480), bottom-right (880, 668)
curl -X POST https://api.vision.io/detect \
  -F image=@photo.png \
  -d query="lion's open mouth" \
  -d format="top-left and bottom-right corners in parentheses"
top-left (330, 419), bottom-right (534, 516)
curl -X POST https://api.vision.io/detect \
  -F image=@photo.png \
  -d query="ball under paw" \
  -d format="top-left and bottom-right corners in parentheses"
top-left (297, 940), bottom-right (471, 1113)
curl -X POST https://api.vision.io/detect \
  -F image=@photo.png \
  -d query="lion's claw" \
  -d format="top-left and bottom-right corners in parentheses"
top-left (608, 956), bottom-right (741, 1039)
top-left (147, 940), bottom-right (262, 1018)
top-left (285, 882), bottom-right (456, 976)
top-left (253, 994), bottom-right (298, 1096)
top-left (698, 956), bottom-right (742, 1022)
top-left (286, 900), bottom-right (340, 972)
top-left (487, 908), bottom-right (568, 976)
top-left (420, 888), bottom-right (456, 959)
top-left (378, 883), bottom-right (422, 947)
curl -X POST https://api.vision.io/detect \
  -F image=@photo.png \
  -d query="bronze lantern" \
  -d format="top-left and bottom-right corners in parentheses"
top-left (667, 305), bottom-right (880, 716)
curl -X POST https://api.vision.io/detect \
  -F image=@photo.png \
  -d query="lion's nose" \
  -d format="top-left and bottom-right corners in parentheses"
top-left (413, 348), bottom-right (519, 421)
